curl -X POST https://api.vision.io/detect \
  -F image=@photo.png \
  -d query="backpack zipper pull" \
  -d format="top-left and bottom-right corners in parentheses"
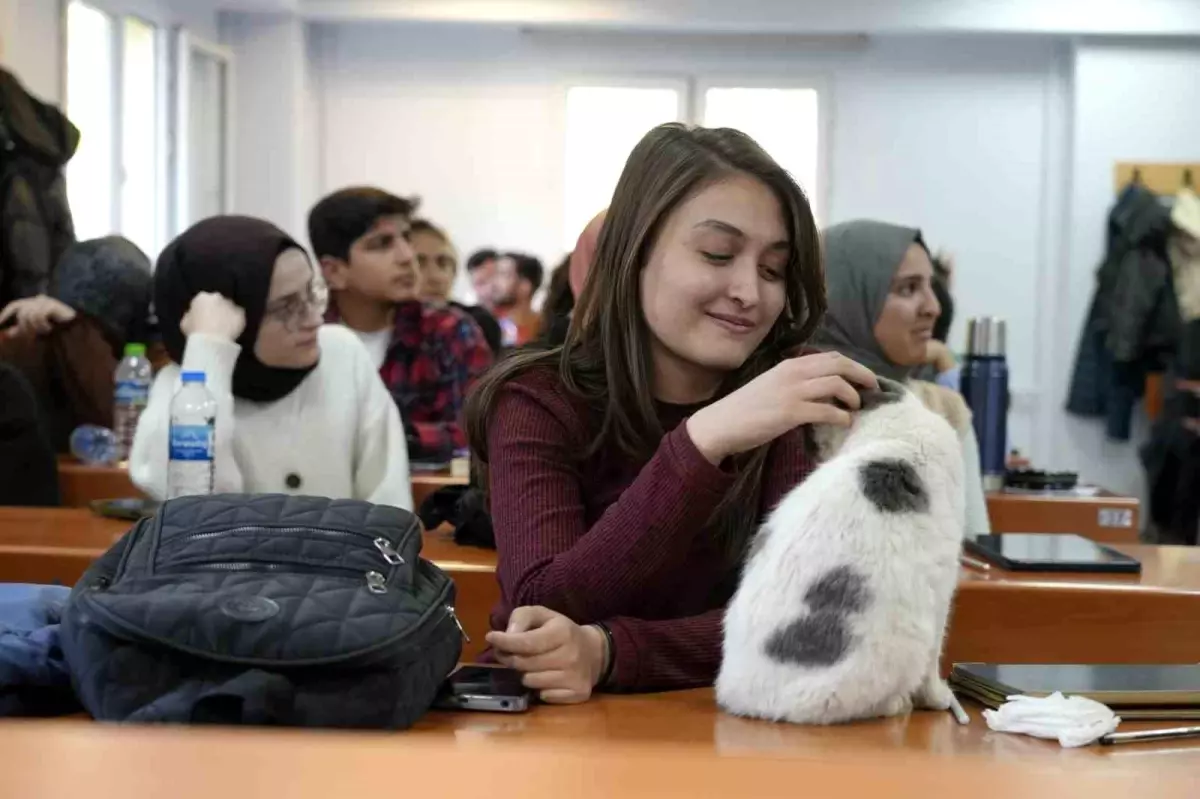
top-left (446, 605), bottom-right (470, 642)
top-left (365, 571), bottom-right (388, 594)
top-left (373, 537), bottom-right (405, 565)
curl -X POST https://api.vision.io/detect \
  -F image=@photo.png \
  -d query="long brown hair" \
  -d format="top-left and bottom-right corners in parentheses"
top-left (465, 123), bottom-right (825, 563)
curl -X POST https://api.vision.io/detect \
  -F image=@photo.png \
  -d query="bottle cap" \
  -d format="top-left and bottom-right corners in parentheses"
top-left (181, 371), bottom-right (206, 384)
top-left (124, 343), bottom-right (147, 357)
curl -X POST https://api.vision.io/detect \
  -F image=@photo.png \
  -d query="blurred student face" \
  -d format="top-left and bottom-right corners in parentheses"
top-left (255, 248), bottom-right (324, 368)
top-left (470, 258), bottom-right (497, 309)
top-left (874, 243), bottom-right (942, 367)
top-left (321, 214), bottom-right (419, 304)
top-left (493, 256), bottom-right (519, 307)
top-left (640, 173), bottom-right (789, 380)
top-left (412, 228), bottom-right (456, 303)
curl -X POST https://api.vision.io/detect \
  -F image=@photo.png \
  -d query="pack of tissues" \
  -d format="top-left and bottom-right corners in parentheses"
top-left (983, 692), bottom-right (1120, 747)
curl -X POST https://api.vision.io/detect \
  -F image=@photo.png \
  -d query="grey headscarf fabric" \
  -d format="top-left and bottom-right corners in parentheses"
top-left (812, 220), bottom-right (924, 382)
top-left (51, 236), bottom-right (153, 347)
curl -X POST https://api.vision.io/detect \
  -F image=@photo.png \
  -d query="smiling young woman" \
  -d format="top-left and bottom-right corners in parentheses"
top-left (463, 123), bottom-right (878, 704)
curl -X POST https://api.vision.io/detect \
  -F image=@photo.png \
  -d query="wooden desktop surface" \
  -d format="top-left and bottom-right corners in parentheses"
top-left (2, 508), bottom-right (1198, 665)
top-left (986, 490), bottom-right (1140, 544)
top-left (2, 690), bottom-right (1197, 798)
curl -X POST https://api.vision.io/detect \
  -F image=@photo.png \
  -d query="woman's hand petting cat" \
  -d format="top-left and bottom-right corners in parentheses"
top-left (486, 606), bottom-right (611, 704)
top-left (181, 292), bottom-right (246, 341)
top-left (687, 351), bottom-right (878, 465)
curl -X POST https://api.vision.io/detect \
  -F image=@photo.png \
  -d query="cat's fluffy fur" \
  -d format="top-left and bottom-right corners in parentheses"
top-left (716, 378), bottom-right (965, 725)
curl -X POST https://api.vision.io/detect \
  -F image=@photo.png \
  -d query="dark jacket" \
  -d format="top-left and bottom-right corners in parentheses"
top-left (0, 68), bottom-right (79, 308)
top-left (1066, 185), bottom-right (1180, 440)
top-left (0, 362), bottom-right (59, 507)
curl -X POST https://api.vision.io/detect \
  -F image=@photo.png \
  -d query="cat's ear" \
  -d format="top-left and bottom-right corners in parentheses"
top-left (857, 377), bottom-right (907, 412)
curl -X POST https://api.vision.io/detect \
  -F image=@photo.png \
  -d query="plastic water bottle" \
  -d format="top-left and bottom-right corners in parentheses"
top-left (69, 424), bottom-right (119, 466)
top-left (113, 343), bottom-right (152, 462)
top-left (168, 372), bottom-right (217, 499)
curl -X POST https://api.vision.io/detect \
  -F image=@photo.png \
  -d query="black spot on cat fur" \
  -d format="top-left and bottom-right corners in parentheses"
top-left (859, 458), bottom-right (929, 513)
top-left (804, 566), bottom-right (872, 613)
top-left (765, 610), bottom-right (851, 667)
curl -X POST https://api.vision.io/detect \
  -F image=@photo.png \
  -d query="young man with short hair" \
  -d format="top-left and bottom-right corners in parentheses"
top-left (465, 249), bottom-right (498, 311)
top-left (494, 252), bottom-right (544, 347)
top-left (309, 187), bottom-right (492, 462)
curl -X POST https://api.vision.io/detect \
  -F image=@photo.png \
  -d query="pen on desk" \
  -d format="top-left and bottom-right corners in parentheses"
top-left (959, 554), bottom-right (991, 572)
top-left (947, 693), bottom-right (970, 725)
top-left (1100, 726), bottom-right (1200, 746)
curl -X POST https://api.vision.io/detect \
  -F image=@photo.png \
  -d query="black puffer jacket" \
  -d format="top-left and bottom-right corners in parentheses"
top-left (0, 68), bottom-right (79, 308)
top-left (1066, 185), bottom-right (1180, 440)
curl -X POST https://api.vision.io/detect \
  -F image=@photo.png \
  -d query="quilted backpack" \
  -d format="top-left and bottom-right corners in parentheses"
top-left (60, 494), bottom-right (463, 728)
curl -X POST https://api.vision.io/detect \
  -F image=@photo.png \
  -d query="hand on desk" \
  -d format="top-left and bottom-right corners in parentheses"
top-left (486, 606), bottom-right (610, 705)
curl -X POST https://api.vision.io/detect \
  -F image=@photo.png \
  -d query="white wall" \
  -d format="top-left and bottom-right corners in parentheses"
top-left (219, 11), bottom-right (317, 241)
top-left (314, 23), bottom-right (1064, 460)
top-left (1, 0), bottom-right (64, 104)
top-left (1049, 40), bottom-right (1200, 496)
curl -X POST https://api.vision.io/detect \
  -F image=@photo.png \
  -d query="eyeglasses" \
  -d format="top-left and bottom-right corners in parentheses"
top-left (264, 280), bottom-right (329, 332)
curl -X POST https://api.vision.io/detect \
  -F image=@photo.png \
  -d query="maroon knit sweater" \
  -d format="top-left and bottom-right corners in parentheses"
top-left (486, 368), bottom-right (815, 692)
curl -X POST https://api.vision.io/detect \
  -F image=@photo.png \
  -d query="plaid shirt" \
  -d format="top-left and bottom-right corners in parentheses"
top-left (330, 301), bottom-right (493, 462)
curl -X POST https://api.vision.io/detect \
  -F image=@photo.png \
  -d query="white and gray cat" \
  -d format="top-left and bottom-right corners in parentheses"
top-left (717, 377), bottom-right (965, 725)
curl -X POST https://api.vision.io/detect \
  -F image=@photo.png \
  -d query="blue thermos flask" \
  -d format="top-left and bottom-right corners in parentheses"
top-left (960, 317), bottom-right (1008, 491)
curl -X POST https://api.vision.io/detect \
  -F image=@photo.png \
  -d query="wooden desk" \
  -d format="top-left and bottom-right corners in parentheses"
top-left (53, 460), bottom-right (466, 509)
top-left (2, 691), bottom-right (1197, 798)
top-left (986, 490), bottom-right (1140, 544)
top-left (56, 459), bottom-right (142, 507)
top-left (4, 510), bottom-right (1199, 665)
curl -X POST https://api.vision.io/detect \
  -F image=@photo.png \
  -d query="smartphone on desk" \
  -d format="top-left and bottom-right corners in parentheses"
top-left (434, 665), bottom-right (532, 713)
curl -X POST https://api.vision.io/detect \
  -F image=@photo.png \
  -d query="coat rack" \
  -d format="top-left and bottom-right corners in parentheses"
top-left (1114, 162), bottom-right (1200, 195)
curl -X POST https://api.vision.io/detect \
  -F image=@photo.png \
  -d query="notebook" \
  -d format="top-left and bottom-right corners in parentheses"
top-left (950, 664), bottom-right (1200, 720)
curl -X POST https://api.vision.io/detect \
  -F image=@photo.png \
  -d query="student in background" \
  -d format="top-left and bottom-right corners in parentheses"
top-left (410, 219), bottom-right (502, 354)
top-left (466, 249), bottom-right (499, 311)
top-left (0, 236), bottom-right (152, 451)
top-left (130, 215), bottom-right (412, 509)
top-left (494, 252), bottom-right (544, 347)
top-left (814, 220), bottom-right (989, 534)
top-left (465, 123), bottom-right (876, 703)
top-left (309, 188), bottom-right (492, 463)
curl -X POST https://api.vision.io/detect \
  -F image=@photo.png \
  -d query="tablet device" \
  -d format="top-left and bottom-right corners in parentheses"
top-left (963, 533), bottom-right (1141, 573)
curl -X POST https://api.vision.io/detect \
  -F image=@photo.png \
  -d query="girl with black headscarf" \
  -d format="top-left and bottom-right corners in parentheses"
top-left (129, 216), bottom-right (413, 508)
top-left (814, 219), bottom-right (989, 535)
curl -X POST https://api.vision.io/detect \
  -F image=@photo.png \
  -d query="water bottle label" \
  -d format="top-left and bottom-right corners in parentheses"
top-left (169, 423), bottom-right (214, 461)
top-left (115, 380), bottom-right (150, 405)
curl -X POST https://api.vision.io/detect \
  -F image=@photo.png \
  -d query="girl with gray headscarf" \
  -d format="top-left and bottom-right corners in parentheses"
top-left (814, 220), bottom-right (990, 535)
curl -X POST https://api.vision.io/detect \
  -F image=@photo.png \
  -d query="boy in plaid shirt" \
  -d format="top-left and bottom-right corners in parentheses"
top-left (310, 187), bottom-right (492, 462)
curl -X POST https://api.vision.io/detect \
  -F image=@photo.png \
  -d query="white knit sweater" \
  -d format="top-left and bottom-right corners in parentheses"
top-left (130, 325), bottom-right (413, 510)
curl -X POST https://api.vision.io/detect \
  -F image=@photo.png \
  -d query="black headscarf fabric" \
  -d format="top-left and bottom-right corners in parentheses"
top-left (155, 216), bottom-right (318, 403)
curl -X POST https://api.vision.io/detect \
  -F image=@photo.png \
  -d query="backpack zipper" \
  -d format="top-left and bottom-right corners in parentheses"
top-left (168, 526), bottom-right (406, 567)
top-left (445, 605), bottom-right (470, 642)
top-left (184, 561), bottom-right (389, 595)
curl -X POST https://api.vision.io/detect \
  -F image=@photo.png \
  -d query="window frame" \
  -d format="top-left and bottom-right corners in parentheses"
top-left (558, 75), bottom-right (689, 249)
top-left (171, 28), bottom-right (235, 238)
top-left (693, 74), bottom-right (833, 223)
